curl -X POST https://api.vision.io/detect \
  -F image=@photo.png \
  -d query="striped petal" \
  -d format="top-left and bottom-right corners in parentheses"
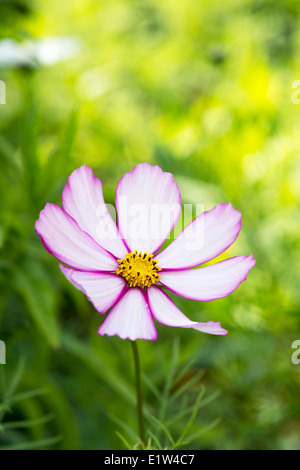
top-left (62, 165), bottom-right (127, 258)
top-left (157, 203), bottom-right (241, 270)
top-left (59, 265), bottom-right (127, 313)
top-left (35, 203), bottom-right (118, 271)
top-left (147, 286), bottom-right (228, 335)
top-left (160, 255), bottom-right (256, 301)
top-left (98, 288), bottom-right (157, 341)
top-left (115, 163), bottom-right (181, 254)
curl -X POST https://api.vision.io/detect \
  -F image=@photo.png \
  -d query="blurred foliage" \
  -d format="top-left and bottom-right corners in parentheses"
top-left (1, 0), bottom-right (300, 450)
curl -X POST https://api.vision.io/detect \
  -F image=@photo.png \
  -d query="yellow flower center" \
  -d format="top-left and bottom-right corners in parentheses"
top-left (116, 250), bottom-right (161, 288)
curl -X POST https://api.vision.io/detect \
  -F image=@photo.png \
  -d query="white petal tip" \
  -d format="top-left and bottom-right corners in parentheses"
top-left (97, 329), bottom-right (158, 341)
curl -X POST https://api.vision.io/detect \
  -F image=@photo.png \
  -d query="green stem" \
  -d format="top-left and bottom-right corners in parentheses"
top-left (130, 341), bottom-right (145, 445)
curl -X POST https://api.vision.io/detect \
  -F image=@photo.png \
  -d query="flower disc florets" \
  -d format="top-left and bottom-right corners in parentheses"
top-left (116, 250), bottom-right (161, 288)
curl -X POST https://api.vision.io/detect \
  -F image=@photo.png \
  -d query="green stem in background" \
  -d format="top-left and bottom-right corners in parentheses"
top-left (130, 341), bottom-right (145, 446)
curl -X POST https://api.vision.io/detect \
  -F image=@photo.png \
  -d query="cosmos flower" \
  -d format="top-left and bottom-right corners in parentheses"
top-left (35, 163), bottom-right (255, 341)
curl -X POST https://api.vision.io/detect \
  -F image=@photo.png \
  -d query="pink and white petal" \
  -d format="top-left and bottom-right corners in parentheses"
top-left (157, 203), bottom-right (241, 270)
top-left (160, 255), bottom-right (256, 301)
top-left (59, 264), bottom-right (85, 293)
top-left (62, 165), bottom-right (128, 259)
top-left (115, 163), bottom-right (181, 254)
top-left (35, 203), bottom-right (118, 271)
top-left (147, 286), bottom-right (228, 335)
top-left (59, 265), bottom-right (126, 313)
top-left (98, 288), bottom-right (158, 341)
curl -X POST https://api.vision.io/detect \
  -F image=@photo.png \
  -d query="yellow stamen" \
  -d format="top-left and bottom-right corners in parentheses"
top-left (116, 250), bottom-right (161, 288)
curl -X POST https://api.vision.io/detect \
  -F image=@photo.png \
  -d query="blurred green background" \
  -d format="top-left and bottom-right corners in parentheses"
top-left (0, 0), bottom-right (300, 450)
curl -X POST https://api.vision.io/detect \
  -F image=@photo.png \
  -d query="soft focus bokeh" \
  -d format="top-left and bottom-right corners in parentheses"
top-left (1, 0), bottom-right (300, 450)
